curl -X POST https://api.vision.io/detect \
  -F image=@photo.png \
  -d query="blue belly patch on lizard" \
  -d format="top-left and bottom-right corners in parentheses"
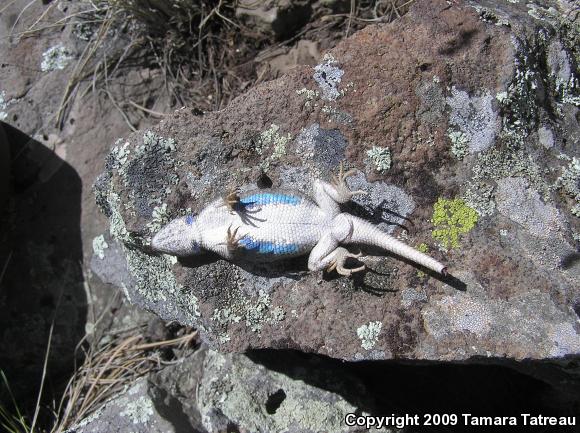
top-left (239, 237), bottom-right (299, 255)
top-left (240, 193), bottom-right (300, 209)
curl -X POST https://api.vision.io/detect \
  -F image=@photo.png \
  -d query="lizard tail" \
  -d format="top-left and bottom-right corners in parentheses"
top-left (346, 215), bottom-right (447, 275)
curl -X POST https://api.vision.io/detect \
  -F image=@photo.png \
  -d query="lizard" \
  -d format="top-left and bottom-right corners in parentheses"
top-left (151, 164), bottom-right (448, 276)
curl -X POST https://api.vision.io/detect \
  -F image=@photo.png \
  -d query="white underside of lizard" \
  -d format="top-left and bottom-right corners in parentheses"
top-left (151, 165), bottom-right (447, 276)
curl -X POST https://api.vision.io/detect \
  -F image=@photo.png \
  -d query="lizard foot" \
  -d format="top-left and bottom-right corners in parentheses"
top-left (331, 162), bottom-right (367, 200)
top-left (326, 248), bottom-right (366, 276)
top-left (226, 225), bottom-right (243, 252)
top-left (224, 190), bottom-right (241, 212)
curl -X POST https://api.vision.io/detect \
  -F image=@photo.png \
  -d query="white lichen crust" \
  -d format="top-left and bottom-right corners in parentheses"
top-left (357, 321), bottom-right (383, 350)
top-left (41, 45), bottom-right (73, 72)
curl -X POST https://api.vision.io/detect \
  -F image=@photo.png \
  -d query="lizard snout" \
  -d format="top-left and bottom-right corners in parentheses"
top-left (151, 215), bottom-right (201, 256)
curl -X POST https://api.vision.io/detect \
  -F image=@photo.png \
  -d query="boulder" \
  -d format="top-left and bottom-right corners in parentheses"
top-left (66, 377), bottom-right (192, 433)
top-left (94, 0), bottom-right (580, 362)
top-left (70, 345), bottom-right (379, 433)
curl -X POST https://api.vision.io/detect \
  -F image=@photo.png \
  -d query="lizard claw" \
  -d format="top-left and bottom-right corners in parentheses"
top-left (226, 225), bottom-right (242, 252)
top-left (332, 162), bottom-right (368, 200)
top-left (326, 248), bottom-right (366, 276)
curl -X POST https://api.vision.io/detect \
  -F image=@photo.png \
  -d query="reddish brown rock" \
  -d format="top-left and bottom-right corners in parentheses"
top-left (95, 0), bottom-right (580, 362)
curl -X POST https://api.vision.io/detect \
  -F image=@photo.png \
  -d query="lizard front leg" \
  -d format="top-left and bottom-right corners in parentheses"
top-left (206, 224), bottom-right (243, 260)
top-left (223, 190), bottom-right (241, 212)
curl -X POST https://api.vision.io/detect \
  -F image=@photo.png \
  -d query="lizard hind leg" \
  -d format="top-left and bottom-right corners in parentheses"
top-left (308, 232), bottom-right (365, 276)
top-left (326, 247), bottom-right (365, 276)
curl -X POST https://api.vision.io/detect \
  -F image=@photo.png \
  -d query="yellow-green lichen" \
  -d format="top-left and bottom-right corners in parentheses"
top-left (431, 198), bottom-right (478, 249)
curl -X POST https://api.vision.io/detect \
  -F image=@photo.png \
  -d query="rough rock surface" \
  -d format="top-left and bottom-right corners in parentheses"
top-left (94, 0), bottom-right (580, 362)
top-left (69, 345), bottom-right (378, 433)
top-left (66, 378), bottom-right (191, 433)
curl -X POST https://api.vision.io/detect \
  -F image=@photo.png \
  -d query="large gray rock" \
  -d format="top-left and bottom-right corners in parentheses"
top-left (94, 0), bottom-right (580, 362)
top-left (70, 346), bottom-right (380, 433)
top-left (66, 378), bottom-right (193, 433)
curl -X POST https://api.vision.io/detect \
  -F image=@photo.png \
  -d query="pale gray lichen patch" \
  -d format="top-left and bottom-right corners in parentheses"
top-left (420, 272), bottom-right (580, 360)
top-left (278, 165), bottom-right (314, 194)
top-left (256, 124), bottom-right (290, 156)
top-left (549, 322), bottom-right (580, 357)
top-left (119, 396), bottom-right (154, 425)
top-left (74, 407), bottom-right (103, 429)
top-left (146, 203), bottom-right (169, 234)
top-left (448, 130), bottom-right (469, 160)
top-left (547, 40), bottom-right (580, 108)
top-left (400, 287), bottom-right (428, 308)
top-left (547, 40), bottom-right (572, 89)
top-left (463, 181), bottom-right (496, 217)
top-left (295, 124), bottom-right (348, 174)
top-left (346, 170), bottom-right (416, 234)
top-left (296, 87), bottom-right (320, 109)
top-left (0, 90), bottom-right (11, 121)
top-left (105, 190), bottom-right (201, 324)
top-left (554, 157), bottom-right (580, 217)
top-left (92, 235), bottom-right (109, 260)
top-left (313, 53), bottom-right (344, 101)
top-left (496, 177), bottom-right (566, 237)
top-left (41, 45), bottom-right (74, 71)
top-left (356, 321), bottom-right (382, 350)
top-left (255, 124), bottom-right (292, 171)
top-left (110, 140), bottom-right (131, 169)
top-left (446, 86), bottom-right (499, 154)
top-left (366, 146), bottom-right (392, 172)
top-left (321, 104), bottom-right (354, 124)
top-left (462, 123), bottom-right (551, 221)
top-left (478, 136), bottom-right (545, 190)
top-left (537, 126), bottom-right (554, 148)
top-left (471, 4), bottom-right (511, 26)
top-left (211, 276), bottom-right (287, 335)
top-left (433, 296), bottom-right (493, 337)
top-left (107, 192), bottom-right (131, 242)
top-left (198, 350), bottom-right (360, 433)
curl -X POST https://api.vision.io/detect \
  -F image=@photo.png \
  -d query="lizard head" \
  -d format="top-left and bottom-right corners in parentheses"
top-left (151, 214), bottom-right (202, 256)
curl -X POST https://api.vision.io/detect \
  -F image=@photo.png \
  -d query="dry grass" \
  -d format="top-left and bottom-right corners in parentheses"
top-left (11, 0), bottom-right (415, 129)
top-left (0, 371), bottom-right (31, 433)
top-left (49, 326), bottom-right (197, 432)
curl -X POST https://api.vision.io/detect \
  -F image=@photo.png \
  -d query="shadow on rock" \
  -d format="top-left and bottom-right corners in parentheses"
top-left (248, 349), bottom-right (580, 432)
top-left (0, 122), bottom-right (86, 422)
top-left (177, 251), bottom-right (309, 280)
